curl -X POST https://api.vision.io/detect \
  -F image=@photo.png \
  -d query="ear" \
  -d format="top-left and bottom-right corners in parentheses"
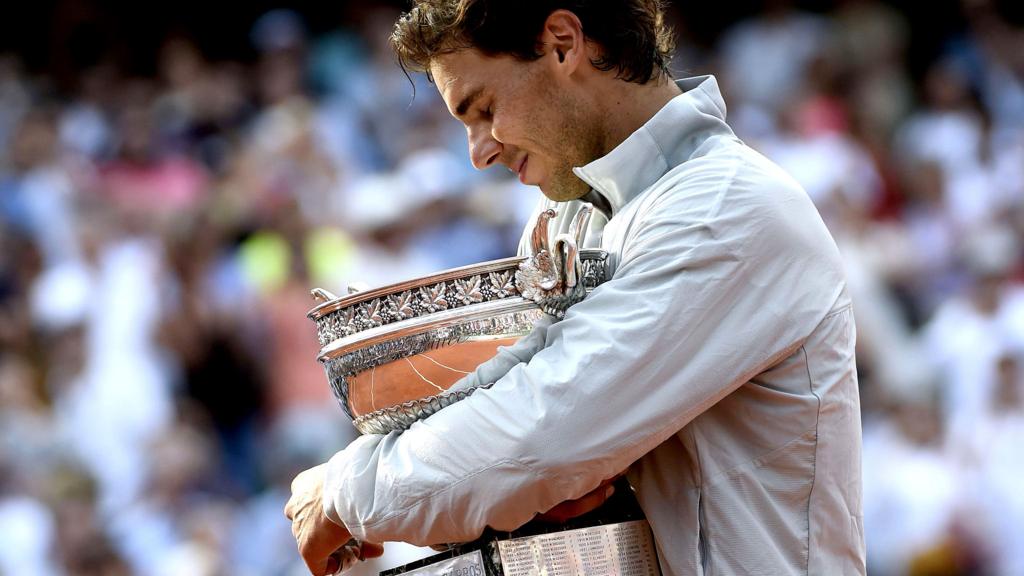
top-left (537, 9), bottom-right (588, 76)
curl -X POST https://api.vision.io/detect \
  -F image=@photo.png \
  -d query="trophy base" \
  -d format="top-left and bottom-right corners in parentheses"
top-left (380, 480), bottom-right (661, 576)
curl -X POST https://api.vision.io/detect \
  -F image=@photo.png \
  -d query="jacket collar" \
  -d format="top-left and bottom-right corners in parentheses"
top-left (572, 75), bottom-right (734, 216)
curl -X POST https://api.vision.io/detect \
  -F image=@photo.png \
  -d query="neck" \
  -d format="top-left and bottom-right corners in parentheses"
top-left (595, 75), bottom-right (682, 156)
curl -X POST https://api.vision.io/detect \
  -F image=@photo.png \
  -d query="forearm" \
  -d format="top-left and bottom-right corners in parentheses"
top-left (446, 315), bottom-right (553, 394)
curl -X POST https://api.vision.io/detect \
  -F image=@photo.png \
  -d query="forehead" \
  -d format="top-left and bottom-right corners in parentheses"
top-left (430, 50), bottom-right (516, 110)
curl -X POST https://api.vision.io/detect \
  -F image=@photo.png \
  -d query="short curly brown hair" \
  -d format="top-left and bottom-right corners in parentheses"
top-left (390, 0), bottom-right (675, 84)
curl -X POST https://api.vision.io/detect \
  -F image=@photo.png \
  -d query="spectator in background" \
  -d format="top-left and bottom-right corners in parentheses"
top-left (154, 37), bottom-right (209, 153)
top-left (923, 226), bottom-right (1024, 452)
top-left (861, 392), bottom-right (966, 575)
top-left (951, 0), bottom-right (1024, 139)
top-left (833, 0), bottom-right (913, 149)
top-left (0, 363), bottom-right (56, 576)
top-left (3, 109), bottom-right (82, 267)
top-left (716, 0), bottom-right (831, 137)
top-left (0, 54), bottom-right (31, 155)
top-left (58, 63), bottom-right (117, 162)
top-left (896, 58), bottom-right (1021, 246)
top-left (48, 464), bottom-right (132, 576)
top-left (967, 354), bottom-right (1024, 574)
top-left (159, 216), bottom-right (268, 496)
top-left (99, 83), bottom-right (208, 218)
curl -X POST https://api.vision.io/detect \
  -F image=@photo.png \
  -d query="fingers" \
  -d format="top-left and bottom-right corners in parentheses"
top-left (290, 472), bottom-right (303, 495)
top-left (325, 555), bottom-right (340, 575)
top-left (537, 482), bottom-right (615, 523)
top-left (303, 555), bottom-right (331, 576)
top-left (284, 496), bottom-right (295, 521)
top-left (284, 463), bottom-right (382, 575)
top-left (290, 464), bottom-right (326, 492)
top-left (285, 464), bottom-right (354, 575)
top-left (360, 542), bottom-right (385, 559)
top-left (309, 541), bottom-right (385, 575)
top-left (284, 469), bottom-right (311, 520)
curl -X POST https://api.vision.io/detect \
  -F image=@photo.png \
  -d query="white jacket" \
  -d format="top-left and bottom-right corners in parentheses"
top-left (324, 76), bottom-right (866, 575)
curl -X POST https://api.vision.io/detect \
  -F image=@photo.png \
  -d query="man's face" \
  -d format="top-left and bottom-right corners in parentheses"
top-left (430, 49), bottom-right (601, 202)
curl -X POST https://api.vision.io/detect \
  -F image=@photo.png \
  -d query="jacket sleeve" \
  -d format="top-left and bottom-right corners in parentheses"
top-left (323, 173), bottom-right (846, 546)
top-left (445, 316), bottom-right (553, 395)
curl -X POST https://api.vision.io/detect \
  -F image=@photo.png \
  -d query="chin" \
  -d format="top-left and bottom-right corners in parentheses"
top-left (541, 183), bottom-right (590, 203)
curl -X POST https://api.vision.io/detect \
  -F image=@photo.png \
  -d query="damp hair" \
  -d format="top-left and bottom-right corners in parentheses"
top-left (390, 0), bottom-right (675, 85)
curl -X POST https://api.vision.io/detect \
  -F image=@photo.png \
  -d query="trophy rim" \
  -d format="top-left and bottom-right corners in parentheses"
top-left (308, 249), bottom-right (610, 351)
top-left (307, 248), bottom-right (610, 321)
top-left (307, 255), bottom-right (527, 321)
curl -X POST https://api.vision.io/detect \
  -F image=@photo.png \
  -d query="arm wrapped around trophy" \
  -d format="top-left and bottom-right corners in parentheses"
top-left (305, 205), bottom-right (661, 575)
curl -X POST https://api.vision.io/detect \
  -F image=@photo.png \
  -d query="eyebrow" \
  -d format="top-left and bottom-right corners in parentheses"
top-left (454, 86), bottom-right (485, 118)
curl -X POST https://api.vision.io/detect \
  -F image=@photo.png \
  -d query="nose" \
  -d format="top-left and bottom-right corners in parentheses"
top-left (468, 126), bottom-right (501, 170)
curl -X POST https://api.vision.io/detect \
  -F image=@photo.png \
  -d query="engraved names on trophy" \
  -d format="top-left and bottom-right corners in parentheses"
top-left (497, 520), bottom-right (659, 576)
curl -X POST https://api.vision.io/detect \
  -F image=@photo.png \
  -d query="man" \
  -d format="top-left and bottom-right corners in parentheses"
top-left (286, 2), bottom-right (866, 575)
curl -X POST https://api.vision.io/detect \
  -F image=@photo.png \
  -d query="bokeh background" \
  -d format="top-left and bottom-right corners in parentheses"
top-left (0, 1), bottom-right (1022, 575)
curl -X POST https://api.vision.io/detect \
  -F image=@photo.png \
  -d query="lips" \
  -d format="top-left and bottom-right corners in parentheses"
top-left (516, 155), bottom-right (529, 184)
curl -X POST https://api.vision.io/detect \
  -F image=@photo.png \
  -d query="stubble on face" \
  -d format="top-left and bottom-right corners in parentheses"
top-left (521, 68), bottom-right (603, 202)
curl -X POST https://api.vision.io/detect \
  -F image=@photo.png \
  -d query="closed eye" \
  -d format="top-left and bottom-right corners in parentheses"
top-left (454, 87), bottom-right (485, 119)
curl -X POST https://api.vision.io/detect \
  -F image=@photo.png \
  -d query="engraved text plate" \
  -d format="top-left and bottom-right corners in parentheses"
top-left (497, 520), bottom-right (659, 576)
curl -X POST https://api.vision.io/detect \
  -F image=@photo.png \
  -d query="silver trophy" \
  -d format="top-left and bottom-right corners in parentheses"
top-left (308, 205), bottom-right (661, 575)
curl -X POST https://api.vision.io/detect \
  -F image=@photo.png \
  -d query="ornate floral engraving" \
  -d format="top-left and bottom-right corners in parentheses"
top-left (488, 270), bottom-right (517, 298)
top-left (362, 299), bottom-right (384, 328)
top-left (455, 275), bottom-right (484, 305)
top-left (340, 306), bottom-right (357, 336)
top-left (419, 283), bottom-right (449, 313)
top-left (388, 291), bottom-right (416, 320)
top-left (312, 242), bottom-right (607, 345)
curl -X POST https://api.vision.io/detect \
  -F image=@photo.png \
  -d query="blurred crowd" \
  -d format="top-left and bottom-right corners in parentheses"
top-left (0, 1), bottom-right (1022, 575)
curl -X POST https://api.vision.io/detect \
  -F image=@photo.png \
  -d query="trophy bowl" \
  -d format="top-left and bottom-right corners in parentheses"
top-left (308, 207), bottom-right (609, 435)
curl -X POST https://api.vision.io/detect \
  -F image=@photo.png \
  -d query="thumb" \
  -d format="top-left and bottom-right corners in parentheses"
top-left (361, 542), bottom-right (386, 558)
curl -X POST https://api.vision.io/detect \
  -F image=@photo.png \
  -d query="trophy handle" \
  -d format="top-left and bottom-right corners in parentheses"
top-left (310, 288), bottom-right (339, 304)
top-left (570, 203), bottom-right (594, 248)
top-left (557, 203), bottom-right (594, 289)
top-left (517, 203), bottom-right (595, 317)
top-left (530, 209), bottom-right (557, 256)
top-left (554, 235), bottom-right (580, 289)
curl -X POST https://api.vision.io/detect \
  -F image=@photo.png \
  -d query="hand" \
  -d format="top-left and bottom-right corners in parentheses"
top-left (284, 464), bottom-right (384, 575)
top-left (536, 474), bottom-right (622, 524)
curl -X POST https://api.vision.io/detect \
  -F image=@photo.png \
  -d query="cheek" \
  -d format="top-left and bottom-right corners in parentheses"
top-left (490, 105), bottom-right (521, 144)
top-left (490, 79), bottom-right (539, 145)
top-left (494, 103), bottom-right (555, 155)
